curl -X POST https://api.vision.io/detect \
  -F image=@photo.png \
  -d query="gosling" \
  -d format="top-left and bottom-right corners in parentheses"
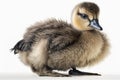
top-left (12, 2), bottom-right (109, 77)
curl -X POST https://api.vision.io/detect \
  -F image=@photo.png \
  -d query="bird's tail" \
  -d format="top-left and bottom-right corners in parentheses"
top-left (11, 40), bottom-right (33, 54)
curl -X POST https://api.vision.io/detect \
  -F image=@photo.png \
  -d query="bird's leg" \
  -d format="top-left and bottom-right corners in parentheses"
top-left (69, 67), bottom-right (101, 76)
top-left (30, 39), bottom-right (68, 77)
top-left (31, 65), bottom-right (69, 77)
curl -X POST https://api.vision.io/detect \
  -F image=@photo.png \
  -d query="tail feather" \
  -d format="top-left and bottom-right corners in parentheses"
top-left (11, 40), bottom-right (33, 54)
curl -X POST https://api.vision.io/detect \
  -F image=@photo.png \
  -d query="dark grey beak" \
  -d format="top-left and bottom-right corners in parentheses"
top-left (90, 19), bottom-right (103, 30)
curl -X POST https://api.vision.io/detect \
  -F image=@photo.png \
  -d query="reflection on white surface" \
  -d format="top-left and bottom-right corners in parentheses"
top-left (0, 74), bottom-right (120, 80)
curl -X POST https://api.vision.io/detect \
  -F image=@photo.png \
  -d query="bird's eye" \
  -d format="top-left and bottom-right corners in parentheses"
top-left (77, 13), bottom-right (88, 19)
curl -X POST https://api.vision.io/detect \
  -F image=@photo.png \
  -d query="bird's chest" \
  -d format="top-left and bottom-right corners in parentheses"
top-left (78, 32), bottom-right (103, 62)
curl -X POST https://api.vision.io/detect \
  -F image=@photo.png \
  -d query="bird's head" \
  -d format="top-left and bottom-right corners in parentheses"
top-left (71, 2), bottom-right (103, 31)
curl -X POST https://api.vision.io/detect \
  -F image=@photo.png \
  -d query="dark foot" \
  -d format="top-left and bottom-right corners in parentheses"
top-left (69, 68), bottom-right (101, 76)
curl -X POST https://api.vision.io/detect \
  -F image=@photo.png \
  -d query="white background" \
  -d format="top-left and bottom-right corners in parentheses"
top-left (0, 0), bottom-right (120, 79)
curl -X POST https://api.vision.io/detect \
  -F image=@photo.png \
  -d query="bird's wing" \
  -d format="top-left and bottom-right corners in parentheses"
top-left (49, 31), bottom-right (80, 52)
top-left (49, 36), bottom-right (75, 51)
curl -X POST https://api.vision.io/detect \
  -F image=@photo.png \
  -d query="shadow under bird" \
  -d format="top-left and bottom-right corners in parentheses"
top-left (11, 2), bottom-right (110, 77)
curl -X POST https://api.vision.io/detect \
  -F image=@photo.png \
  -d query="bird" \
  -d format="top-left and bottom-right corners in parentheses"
top-left (11, 2), bottom-right (109, 77)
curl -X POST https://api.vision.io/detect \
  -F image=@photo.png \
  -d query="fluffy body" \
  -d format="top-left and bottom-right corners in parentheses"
top-left (12, 2), bottom-right (110, 76)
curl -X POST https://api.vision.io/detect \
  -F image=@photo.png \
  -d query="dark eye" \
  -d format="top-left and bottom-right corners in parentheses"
top-left (77, 13), bottom-right (88, 19)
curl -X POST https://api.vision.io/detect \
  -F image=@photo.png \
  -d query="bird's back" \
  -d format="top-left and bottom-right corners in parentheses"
top-left (12, 19), bottom-right (81, 54)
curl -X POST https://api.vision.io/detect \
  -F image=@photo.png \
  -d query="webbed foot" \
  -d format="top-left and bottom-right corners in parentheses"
top-left (69, 68), bottom-right (101, 76)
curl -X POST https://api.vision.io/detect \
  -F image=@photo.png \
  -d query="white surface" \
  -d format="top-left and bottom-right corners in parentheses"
top-left (0, 0), bottom-right (120, 78)
top-left (0, 74), bottom-right (120, 80)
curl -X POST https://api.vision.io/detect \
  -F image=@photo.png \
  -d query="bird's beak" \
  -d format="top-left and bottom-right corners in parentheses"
top-left (90, 19), bottom-right (103, 30)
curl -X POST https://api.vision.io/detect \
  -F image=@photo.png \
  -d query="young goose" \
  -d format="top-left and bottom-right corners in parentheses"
top-left (12, 2), bottom-right (109, 77)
